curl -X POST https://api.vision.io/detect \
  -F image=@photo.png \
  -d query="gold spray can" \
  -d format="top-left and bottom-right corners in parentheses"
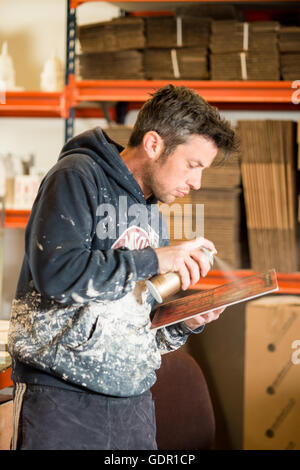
top-left (146, 247), bottom-right (215, 303)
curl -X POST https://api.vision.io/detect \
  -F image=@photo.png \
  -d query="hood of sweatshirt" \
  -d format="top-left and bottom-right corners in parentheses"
top-left (58, 127), bottom-right (155, 205)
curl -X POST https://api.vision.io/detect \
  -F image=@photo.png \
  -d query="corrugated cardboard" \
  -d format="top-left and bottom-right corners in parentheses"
top-left (0, 321), bottom-right (10, 365)
top-left (297, 119), bottom-right (300, 222)
top-left (244, 295), bottom-right (300, 450)
top-left (0, 400), bottom-right (13, 450)
top-left (13, 175), bottom-right (40, 210)
top-left (238, 120), bottom-right (298, 272)
top-left (297, 119), bottom-right (300, 170)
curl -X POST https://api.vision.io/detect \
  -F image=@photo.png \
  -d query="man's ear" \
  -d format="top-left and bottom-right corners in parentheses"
top-left (142, 131), bottom-right (164, 161)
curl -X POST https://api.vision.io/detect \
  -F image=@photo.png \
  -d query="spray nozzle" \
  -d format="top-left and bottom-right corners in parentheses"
top-left (199, 246), bottom-right (215, 267)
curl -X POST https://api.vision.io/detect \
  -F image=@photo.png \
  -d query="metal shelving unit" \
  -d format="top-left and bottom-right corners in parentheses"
top-left (1, 1), bottom-right (299, 134)
top-left (3, 210), bottom-right (30, 229)
top-left (65, 0), bottom-right (300, 136)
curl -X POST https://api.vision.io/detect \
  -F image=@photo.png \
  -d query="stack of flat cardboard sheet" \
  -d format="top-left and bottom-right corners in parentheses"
top-left (77, 17), bottom-right (145, 53)
top-left (238, 120), bottom-right (298, 272)
top-left (145, 16), bottom-right (210, 49)
top-left (210, 52), bottom-right (280, 80)
top-left (144, 47), bottom-right (208, 80)
top-left (279, 26), bottom-right (300, 80)
top-left (77, 50), bottom-right (144, 79)
top-left (298, 120), bottom-right (300, 223)
top-left (77, 17), bottom-right (145, 79)
top-left (144, 15), bottom-right (210, 80)
top-left (201, 154), bottom-right (241, 189)
top-left (159, 154), bottom-right (244, 268)
top-left (159, 194), bottom-right (198, 244)
top-left (210, 21), bottom-right (280, 80)
top-left (279, 26), bottom-right (300, 52)
top-left (210, 21), bottom-right (279, 53)
top-left (200, 153), bottom-right (244, 268)
top-left (194, 188), bottom-right (243, 268)
top-left (175, 4), bottom-right (239, 20)
top-left (104, 125), bottom-right (133, 148)
top-left (0, 320), bottom-right (9, 364)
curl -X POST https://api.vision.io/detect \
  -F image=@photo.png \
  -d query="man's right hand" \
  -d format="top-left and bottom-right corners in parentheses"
top-left (154, 236), bottom-right (217, 290)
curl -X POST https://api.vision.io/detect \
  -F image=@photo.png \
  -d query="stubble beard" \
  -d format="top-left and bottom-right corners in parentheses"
top-left (142, 159), bottom-right (175, 204)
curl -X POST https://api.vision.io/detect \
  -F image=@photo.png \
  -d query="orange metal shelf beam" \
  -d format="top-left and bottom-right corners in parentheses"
top-left (0, 367), bottom-right (12, 390)
top-left (190, 270), bottom-right (300, 295)
top-left (75, 80), bottom-right (298, 105)
top-left (0, 81), bottom-right (298, 116)
top-left (0, 91), bottom-right (68, 118)
top-left (4, 210), bottom-right (30, 228)
top-left (0, 90), bottom-right (118, 119)
top-left (72, 0), bottom-right (300, 6)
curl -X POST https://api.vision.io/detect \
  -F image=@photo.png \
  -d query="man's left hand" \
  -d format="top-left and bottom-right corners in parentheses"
top-left (184, 307), bottom-right (226, 330)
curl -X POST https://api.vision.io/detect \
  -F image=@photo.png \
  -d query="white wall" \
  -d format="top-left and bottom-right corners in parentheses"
top-left (0, 0), bottom-right (67, 91)
top-left (0, 0), bottom-right (120, 90)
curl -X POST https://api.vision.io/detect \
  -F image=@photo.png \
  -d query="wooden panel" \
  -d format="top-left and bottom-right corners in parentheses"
top-left (151, 269), bottom-right (278, 330)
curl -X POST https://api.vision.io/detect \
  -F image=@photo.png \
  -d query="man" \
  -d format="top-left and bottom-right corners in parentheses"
top-left (8, 84), bottom-right (237, 450)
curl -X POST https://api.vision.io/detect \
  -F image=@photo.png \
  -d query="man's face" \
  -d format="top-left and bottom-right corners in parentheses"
top-left (144, 134), bottom-right (218, 204)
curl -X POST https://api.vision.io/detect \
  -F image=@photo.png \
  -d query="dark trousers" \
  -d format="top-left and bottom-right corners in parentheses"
top-left (12, 383), bottom-right (157, 450)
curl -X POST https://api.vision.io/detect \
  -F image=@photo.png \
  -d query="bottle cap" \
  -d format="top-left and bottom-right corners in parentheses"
top-left (200, 247), bottom-right (214, 267)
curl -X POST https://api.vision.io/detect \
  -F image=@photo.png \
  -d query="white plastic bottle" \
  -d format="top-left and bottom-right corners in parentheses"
top-left (40, 50), bottom-right (64, 92)
top-left (0, 41), bottom-right (16, 90)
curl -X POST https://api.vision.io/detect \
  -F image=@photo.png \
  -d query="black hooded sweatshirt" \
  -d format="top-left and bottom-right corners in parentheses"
top-left (8, 127), bottom-right (197, 397)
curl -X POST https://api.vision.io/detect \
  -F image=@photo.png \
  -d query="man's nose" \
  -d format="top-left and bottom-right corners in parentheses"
top-left (187, 170), bottom-right (202, 190)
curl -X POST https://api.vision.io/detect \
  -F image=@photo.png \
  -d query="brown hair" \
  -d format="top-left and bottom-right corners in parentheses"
top-left (128, 84), bottom-right (239, 161)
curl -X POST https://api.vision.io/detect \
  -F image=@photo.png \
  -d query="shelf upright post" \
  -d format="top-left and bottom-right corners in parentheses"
top-left (64, 0), bottom-right (77, 142)
top-left (0, 197), bottom-right (4, 317)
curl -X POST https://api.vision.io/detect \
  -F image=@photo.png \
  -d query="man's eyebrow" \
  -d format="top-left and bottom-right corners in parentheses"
top-left (195, 160), bottom-right (207, 168)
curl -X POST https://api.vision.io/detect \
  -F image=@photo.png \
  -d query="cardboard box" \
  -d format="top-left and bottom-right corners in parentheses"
top-left (5, 176), bottom-right (40, 210)
top-left (0, 321), bottom-right (10, 364)
top-left (0, 321), bottom-right (9, 331)
top-left (297, 119), bottom-right (300, 170)
top-left (0, 400), bottom-right (13, 450)
top-left (5, 178), bottom-right (14, 208)
top-left (244, 295), bottom-right (300, 450)
top-left (297, 119), bottom-right (300, 222)
top-left (13, 175), bottom-right (40, 210)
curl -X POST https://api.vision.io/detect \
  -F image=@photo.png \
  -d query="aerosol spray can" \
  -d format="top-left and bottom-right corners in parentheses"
top-left (146, 246), bottom-right (215, 303)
